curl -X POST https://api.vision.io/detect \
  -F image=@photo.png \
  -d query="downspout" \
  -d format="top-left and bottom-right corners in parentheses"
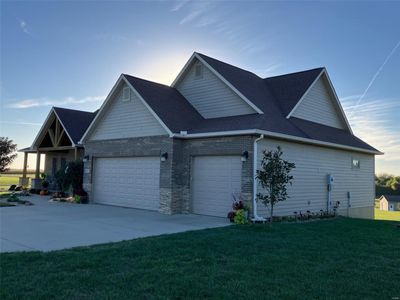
top-left (252, 134), bottom-right (266, 221)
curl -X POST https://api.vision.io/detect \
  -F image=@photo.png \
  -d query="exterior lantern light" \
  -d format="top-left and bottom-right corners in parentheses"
top-left (83, 155), bottom-right (90, 163)
top-left (161, 152), bottom-right (168, 162)
top-left (241, 151), bottom-right (249, 162)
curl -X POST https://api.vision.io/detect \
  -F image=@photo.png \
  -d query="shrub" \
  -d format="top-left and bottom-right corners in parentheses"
top-left (234, 209), bottom-right (249, 224)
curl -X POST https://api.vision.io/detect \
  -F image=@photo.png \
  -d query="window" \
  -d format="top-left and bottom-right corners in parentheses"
top-left (352, 158), bottom-right (360, 169)
top-left (122, 86), bottom-right (131, 102)
top-left (194, 63), bottom-right (203, 79)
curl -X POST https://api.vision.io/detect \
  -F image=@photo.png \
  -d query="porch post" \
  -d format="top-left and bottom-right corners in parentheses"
top-left (74, 147), bottom-right (78, 160)
top-left (22, 152), bottom-right (28, 178)
top-left (35, 151), bottom-right (41, 179)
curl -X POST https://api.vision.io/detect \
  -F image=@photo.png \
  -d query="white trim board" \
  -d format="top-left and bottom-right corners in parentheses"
top-left (171, 129), bottom-right (382, 155)
top-left (171, 52), bottom-right (263, 115)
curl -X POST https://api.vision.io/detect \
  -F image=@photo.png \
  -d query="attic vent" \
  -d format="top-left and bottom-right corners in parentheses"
top-left (194, 63), bottom-right (203, 79)
top-left (122, 86), bottom-right (131, 102)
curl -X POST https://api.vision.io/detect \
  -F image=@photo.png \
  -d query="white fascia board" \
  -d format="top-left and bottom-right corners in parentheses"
top-left (172, 129), bottom-right (382, 155)
top-left (122, 76), bottom-right (173, 136)
top-left (30, 108), bottom-right (56, 149)
top-left (79, 75), bottom-right (125, 144)
top-left (286, 69), bottom-right (324, 119)
top-left (171, 52), bottom-right (263, 115)
top-left (52, 109), bottom-right (76, 147)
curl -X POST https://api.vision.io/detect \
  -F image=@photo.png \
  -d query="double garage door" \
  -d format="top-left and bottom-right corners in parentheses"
top-left (92, 155), bottom-right (242, 217)
top-left (93, 157), bottom-right (160, 211)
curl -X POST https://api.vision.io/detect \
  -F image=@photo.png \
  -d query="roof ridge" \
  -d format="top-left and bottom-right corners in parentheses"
top-left (195, 52), bottom-right (262, 79)
top-left (123, 74), bottom-right (175, 90)
top-left (264, 67), bottom-right (324, 80)
top-left (53, 106), bottom-right (95, 114)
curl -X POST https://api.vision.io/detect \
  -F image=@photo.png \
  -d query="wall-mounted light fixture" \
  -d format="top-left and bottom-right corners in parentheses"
top-left (161, 152), bottom-right (168, 162)
top-left (241, 151), bottom-right (249, 162)
top-left (83, 155), bottom-right (90, 163)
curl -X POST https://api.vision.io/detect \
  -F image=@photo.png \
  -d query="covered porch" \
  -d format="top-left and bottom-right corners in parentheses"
top-left (18, 107), bottom-right (88, 190)
top-left (19, 146), bottom-right (82, 190)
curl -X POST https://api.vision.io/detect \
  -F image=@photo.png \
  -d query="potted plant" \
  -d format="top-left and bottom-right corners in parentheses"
top-left (40, 173), bottom-right (49, 196)
top-left (227, 193), bottom-right (250, 224)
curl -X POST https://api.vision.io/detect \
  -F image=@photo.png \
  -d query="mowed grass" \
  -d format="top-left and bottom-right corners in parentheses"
top-left (375, 208), bottom-right (400, 221)
top-left (0, 174), bottom-right (35, 189)
top-left (1, 218), bottom-right (399, 299)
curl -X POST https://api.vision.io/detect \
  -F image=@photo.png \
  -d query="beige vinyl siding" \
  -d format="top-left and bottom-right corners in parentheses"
top-left (175, 59), bottom-right (256, 119)
top-left (256, 138), bottom-right (374, 217)
top-left (379, 198), bottom-right (389, 211)
top-left (89, 84), bottom-right (167, 141)
top-left (292, 76), bottom-right (346, 129)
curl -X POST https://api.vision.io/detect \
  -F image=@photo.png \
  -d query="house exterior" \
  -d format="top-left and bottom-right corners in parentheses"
top-left (79, 52), bottom-right (381, 219)
top-left (19, 107), bottom-right (96, 190)
top-left (378, 195), bottom-right (400, 211)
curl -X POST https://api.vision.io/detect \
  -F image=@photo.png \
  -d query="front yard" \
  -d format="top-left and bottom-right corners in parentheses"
top-left (0, 217), bottom-right (399, 299)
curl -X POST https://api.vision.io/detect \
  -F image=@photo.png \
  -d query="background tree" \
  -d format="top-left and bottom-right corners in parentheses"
top-left (0, 137), bottom-right (17, 173)
top-left (375, 174), bottom-right (400, 196)
top-left (256, 146), bottom-right (295, 223)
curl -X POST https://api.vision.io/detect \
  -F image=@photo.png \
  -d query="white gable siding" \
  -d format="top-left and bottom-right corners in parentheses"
top-left (89, 84), bottom-right (166, 141)
top-left (292, 76), bottom-right (346, 129)
top-left (257, 138), bottom-right (374, 218)
top-left (175, 60), bottom-right (256, 119)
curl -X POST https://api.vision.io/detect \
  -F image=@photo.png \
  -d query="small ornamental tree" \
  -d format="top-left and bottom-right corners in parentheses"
top-left (0, 137), bottom-right (17, 172)
top-left (256, 146), bottom-right (295, 223)
top-left (65, 160), bottom-right (84, 195)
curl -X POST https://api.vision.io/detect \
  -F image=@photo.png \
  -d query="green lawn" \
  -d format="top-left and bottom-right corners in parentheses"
top-left (375, 208), bottom-right (400, 221)
top-left (0, 174), bottom-right (35, 189)
top-left (1, 218), bottom-right (399, 299)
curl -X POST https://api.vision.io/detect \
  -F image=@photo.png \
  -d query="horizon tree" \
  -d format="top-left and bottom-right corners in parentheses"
top-left (0, 137), bottom-right (17, 173)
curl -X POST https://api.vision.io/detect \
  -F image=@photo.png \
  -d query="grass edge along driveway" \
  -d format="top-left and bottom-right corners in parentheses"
top-left (1, 217), bottom-right (399, 299)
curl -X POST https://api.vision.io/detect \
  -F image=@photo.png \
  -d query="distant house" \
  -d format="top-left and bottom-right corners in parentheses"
top-left (378, 195), bottom-right (400, 211)
top-left (25, 52), bottom-right (382, 219)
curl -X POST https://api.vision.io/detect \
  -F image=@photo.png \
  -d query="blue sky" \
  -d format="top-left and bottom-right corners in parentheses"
top-left (1, 1), bottom-right (399, 175)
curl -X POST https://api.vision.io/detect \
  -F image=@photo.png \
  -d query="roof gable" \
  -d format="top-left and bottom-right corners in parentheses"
top-left (286, 70), bottom-right (352, 133)
top-left (264, 68), bottom-right (323, 115)
top-left (174, 57), bottom-right (257, 118)
top-left (172, 53), bottom-right (263, 115)
top-left (31, 107), bottom-right (95, 148)
top-left (84, 78), bottom-right (169, 141)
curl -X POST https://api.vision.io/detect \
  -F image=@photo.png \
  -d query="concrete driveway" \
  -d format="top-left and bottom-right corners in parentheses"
top-left (0, 195), bottom-right (229, 252)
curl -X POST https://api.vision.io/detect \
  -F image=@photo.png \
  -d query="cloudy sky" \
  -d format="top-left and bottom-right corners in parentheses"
top-left (1, 1), bottom-right (399, 175)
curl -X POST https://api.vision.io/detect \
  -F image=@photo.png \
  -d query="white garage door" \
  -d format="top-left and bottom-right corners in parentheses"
top-left (93, 157), bottom-right (160, 210)
top-left (192, 156), bottom-right (242, 217)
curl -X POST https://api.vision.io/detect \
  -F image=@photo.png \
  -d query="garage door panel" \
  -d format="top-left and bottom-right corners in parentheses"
top-left (93, 157), bottom-right (160, 210)
top-left (192, 156), bottom-right (242, 217)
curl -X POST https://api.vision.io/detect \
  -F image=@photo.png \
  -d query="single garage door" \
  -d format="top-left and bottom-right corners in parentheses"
top-left (93, 157), bottom-right (160, 210)
top-left (192, 156), bottom-right (242, 217)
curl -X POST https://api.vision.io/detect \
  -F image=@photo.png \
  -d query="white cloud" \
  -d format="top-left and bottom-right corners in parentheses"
top-left (0, 121), bottom-right (42, 126)
top-left (179, 9), bottom-right (203, 25)
top-left (17, 18), bottom-right (31, 35)
top-left (171, 0), bottom-right (189, 12)
top-left (8, 96), bottom-right (105, 109)
top-left (341, 96), bottom-right (400, 163)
